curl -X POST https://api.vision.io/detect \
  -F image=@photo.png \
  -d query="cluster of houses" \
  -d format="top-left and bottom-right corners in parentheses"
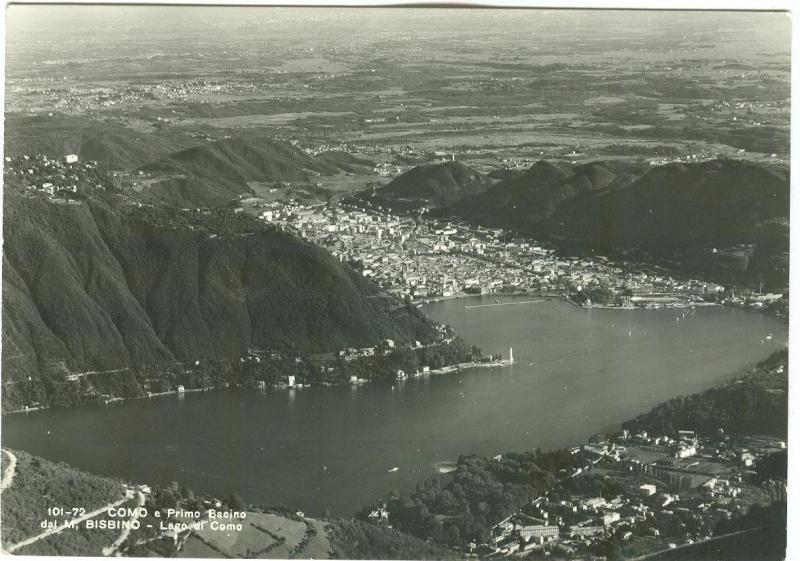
top-left (456, 427), bottom-right (786, 558)
top-left (4, 153), bottom-right (95, 198)
top-left (255, 198), bottom-right (733, 308)
top-left (8, 76), bottom-right (281, 114)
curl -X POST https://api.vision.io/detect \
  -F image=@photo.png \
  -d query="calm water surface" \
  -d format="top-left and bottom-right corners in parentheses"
top-left (2, 297), bottom-right (786, 515)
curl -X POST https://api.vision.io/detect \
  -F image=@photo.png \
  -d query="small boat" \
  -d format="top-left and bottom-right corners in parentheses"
top-left (766, 333), bottom-right (774, 341)
top-left (388, 466), bottom-right (399, 473)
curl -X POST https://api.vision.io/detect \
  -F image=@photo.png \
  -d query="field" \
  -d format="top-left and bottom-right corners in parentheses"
top-left (178, 512), bottom-right (333, 559)
top-left (4, 8), bottom-right (790, 209)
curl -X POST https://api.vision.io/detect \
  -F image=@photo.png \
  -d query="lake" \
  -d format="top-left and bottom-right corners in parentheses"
top-left (1, 296), bottom-right (786, 516)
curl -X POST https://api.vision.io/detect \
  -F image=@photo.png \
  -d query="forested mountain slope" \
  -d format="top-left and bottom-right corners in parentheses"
top-left (2, 194), bottom-right (434, 406)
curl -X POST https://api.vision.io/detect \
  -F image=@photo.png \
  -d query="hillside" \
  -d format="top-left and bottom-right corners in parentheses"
top-left (1, 449), bottom-right (130, 555)
top-left (140, 134), bottom-right (359, 206)
top-left (4, 115), bottom-right (376, 208)
top-left (373, 161), bottom-right (490, 209)
top-left (327, 519), bottom-right (458, 560)
top-left (451, 159), bottom-right (641, 224)
top-left (622, 348), bottom-right (788, 438)
top-left (449, 158), bottom-right (789, 288)
top-left (0, 450), bottom-right (455, 559)
top-left (2, 193), bottom-right (435, 409)
top-left (543, 159), bottom-right (789, 252)
top-left (4, 114), bottom-right (199, 170)
top-left (315, 150), bottom-right (375, 175)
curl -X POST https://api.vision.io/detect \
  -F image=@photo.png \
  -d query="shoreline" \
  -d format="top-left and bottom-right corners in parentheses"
top-left (1, 358), bottom-right (515, 416)
top-left (427, 358), bottom-right (513, 376)
top-left (416, 291), bottom-right (724, 312)
top-left (2, 297), bottom-right (780, 417)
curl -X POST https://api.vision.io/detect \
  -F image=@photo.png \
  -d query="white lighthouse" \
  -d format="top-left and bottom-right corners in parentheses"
top-left (509, 347), bottom-right (514, 364)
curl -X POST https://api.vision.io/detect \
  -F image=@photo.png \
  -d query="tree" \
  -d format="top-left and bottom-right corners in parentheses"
top-left (228, 493), bottom-right (246, 511)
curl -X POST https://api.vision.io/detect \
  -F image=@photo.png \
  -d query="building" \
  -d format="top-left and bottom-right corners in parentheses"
top-left (288, 375), bottom-right (296, 387)
top-left (640, 484), bottom-right (657, 496)
top-left (368, 504), bottom-right (390, 523)
top-left (64, 154), bottom-right (79, 164)
top-left (570, 525), bottom-right (604, 538)
top-left (519, 525), bottom-right (559, 541)
top-left (583, 497), bottom-right (606, 509)
top-left (176, 385), bottom-right (185, 394)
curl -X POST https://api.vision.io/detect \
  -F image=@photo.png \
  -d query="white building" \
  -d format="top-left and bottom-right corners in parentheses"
top-left (640, 484), bottom-right (657, 496)
top-left (519, 525), bottom-right (559, 541)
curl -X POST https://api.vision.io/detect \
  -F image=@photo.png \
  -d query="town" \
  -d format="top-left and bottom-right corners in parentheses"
top-left (366, 421), bottom-right (787, 560)
top-left (4, 150), bottom-right (787, 319)
top-left (244, 195), bottom-right (784, 313)
top-left (474, 427), bottom-right (784, 559)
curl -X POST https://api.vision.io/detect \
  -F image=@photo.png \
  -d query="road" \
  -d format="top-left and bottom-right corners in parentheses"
top-left (102, 490), bottom-right (146, 556)
top-left (0, 449), bottom-right (18, 491)
top-left (6, 493), bottom-right (131, 553)
top-left (630, 527), bottom-right (761, 561)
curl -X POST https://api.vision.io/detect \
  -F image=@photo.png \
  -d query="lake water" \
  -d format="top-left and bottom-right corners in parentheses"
top-left (1, 296), bottom-right (786, 515)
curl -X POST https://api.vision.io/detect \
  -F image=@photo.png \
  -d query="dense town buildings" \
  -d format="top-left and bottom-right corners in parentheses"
top-left (252, 197), bottom-right (783, 312)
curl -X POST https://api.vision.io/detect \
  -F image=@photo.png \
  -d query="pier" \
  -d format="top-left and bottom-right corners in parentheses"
top-left (465, 299), bottom-right (543, 310)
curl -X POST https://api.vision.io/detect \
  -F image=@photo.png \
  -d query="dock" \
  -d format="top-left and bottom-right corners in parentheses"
top-left (465, 299), bottom-right (543, 310)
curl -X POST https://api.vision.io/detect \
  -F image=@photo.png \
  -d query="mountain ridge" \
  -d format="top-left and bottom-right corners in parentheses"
top-left (372, 160), bottom-right (490, 209)
top-left (2, 193), bottom-right (435, 406)
top-left (451, 159), bottom-right (643, 225)
top-left (446, 158), bottom-right (789, 287)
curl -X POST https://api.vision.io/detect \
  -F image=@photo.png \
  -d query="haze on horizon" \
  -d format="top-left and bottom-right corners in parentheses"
top-left (5, 6), bottom-right (791, 73)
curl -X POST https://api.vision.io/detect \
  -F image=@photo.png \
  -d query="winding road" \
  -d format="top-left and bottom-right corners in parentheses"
top-left (0, 449), bottom-right (18, 491)
top-left (6, 493), bottom-right (131, 554)
top-left (103, 490), bottom-right (146, 556)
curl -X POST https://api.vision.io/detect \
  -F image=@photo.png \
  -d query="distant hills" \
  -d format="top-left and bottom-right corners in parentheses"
top-left (452, 159), bottom-right (643, 224)
top-left (140, 134), bottom-right (364, 206)
top-left (368, 161), bottom-right (490, 210)
top-left (2, 194), bottom-right (434, 402)
top-left (541, 159), bottom-right (788, 249)
top-left (141, 137), bottom-right (298, 205)
top-left (4, 114), bottom-right (199, 170)
top-left (5, 116), bottom-right (374, 207)
top-left (448, 158), bottom-right (789, 288)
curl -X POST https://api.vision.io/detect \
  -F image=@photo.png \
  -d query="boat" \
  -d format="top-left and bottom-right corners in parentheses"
top-left (766, 333), bottom-right (774, 341)
top-left (387, 466), bottom-right (399, 473)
